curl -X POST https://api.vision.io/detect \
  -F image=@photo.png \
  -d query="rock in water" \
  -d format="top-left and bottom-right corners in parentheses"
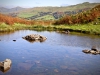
top-left (13, 40), bottom-right (16, 41)
top-left (0, 59), bottom-right (12, 72)
top-left (82, 49), bottom-right (100, 55)
top-left (22, 34), bottom-right (47, 43)
top-left (91, 46), bottom-right (97, 51)
top-left (82, 50), bottom-right (90, 53)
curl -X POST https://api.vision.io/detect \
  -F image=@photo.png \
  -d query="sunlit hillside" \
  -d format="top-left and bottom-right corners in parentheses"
top-left (17, 2), bottom-right (100, 20)
top-left (0, 13), bottom-right (33, 25)
top-left (54, 4), bottom-right (100, 25)
top-left (0, 2), bottom-right (99, 20)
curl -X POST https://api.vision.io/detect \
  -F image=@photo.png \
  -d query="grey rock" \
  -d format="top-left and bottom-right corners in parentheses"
top-left (91, 46), bottom-right (97, 51)
top-left (89, 50), bottom-right (96, 54)
top-left (82, 50), bottom-right (90, 53)
top-left (82, 49), bottom-right (100, 55)
top-left (22, 34), bottom-right (47, 43)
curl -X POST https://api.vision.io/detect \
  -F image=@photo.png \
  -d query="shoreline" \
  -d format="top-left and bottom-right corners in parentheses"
top-left (0, 23), bottom-right (100, 36)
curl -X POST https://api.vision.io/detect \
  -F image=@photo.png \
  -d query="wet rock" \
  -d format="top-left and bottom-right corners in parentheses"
top-left (65, 30), bottom-right (70, 34)
top-left (91, 46), bottom-right (97, 51)
top-left (60, 30), bottom-right (70, 34)
top-left (22, 34), bottom-right (47, 43)
top-left (0, 59), bottom-right (12, 72)
top-left (96, 50), bottom-right (100, 54)
top-left (13, 40), bottom-right (16, 41)
top-left (82, 49), bottom-right (100, 55)
top-left (82, 50), bottom-right (90, 53)
top-left (89, 50), bottom-right (96, 54)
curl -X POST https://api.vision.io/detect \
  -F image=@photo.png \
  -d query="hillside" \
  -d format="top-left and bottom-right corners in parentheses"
top-left (0, 2), bottom-right (100, 20)
top-left (0, 6), bottom-right (27, 14)
top-left (0, 13), bottom-right (34, 25)
top-left (17, 2), bottom-right (100, 20)
top-left (0, 13), bottom-right (53, 26)
top-left (54, 4), bottom-right (100, 25)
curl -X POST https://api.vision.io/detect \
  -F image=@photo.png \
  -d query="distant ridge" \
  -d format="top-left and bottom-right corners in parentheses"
top-left (0, 6), bottom-right (27, 14)
top-left (0, 2), bottom-right (100, 20)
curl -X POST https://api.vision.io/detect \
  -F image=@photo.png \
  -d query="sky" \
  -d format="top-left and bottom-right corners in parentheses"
top-left (0, 0), bottom-right (100, 8)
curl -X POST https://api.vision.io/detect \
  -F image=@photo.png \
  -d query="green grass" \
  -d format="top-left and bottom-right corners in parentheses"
top-left (35, 15), bottom-right (55, 20)
top-left (70, 24), bottom-right (100, 34)
top-left (0, 23), bottom-right (32, 32)
top-left (18, 13), bottom-right (35, 18)
top-left (0, 23), bottom-right (100, 35)
top-left (0, 23), bottom-right (14, 32)
top-left (54, 24), bottom-right (100, 35)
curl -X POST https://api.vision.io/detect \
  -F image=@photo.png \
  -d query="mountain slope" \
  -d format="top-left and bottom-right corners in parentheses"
top-left (17, 2), bottom-right (100, 20)
top-left (54, 4), bottom-right (100, 25)
top-left (0, 6), bottom-right (27, 14)
top-left (0, 2), bottom-right (100, 20)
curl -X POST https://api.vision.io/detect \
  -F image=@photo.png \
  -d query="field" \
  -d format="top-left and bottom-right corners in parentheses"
top-left (35, 15), bottom-right (55, 20)
top-left (18, 12), bottom-right (34, 18)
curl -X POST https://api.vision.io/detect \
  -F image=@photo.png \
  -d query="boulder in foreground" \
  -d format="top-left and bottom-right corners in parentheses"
top-left (0, 59), bottom-right (12, 72)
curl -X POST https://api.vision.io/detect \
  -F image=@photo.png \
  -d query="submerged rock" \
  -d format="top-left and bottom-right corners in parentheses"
top-left (0, 59), bottom-right (12, 72)
top-left (18, 62), bottom-right (34, 70)
top-left (22, 34), bottom-right (47, 43)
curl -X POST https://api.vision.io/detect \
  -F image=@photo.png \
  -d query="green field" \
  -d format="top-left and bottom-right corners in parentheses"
top-left (18, 12), bottom-right (35, 18)
top-left (35, 15), bottom-right (55, 20)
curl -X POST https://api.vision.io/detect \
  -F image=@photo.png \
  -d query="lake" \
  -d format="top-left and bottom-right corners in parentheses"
top-left (0, 30), bottom-right (100, 75)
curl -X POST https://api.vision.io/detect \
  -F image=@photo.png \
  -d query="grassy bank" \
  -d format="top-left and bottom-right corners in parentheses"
top-left (54, 24), bottom-right (100, 35)
top-left (0, 23), bottom-right (100, 35)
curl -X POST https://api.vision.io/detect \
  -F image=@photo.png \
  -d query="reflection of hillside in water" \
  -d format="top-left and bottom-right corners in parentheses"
top-left (0, 30), bottom-right (100, 48)
top-left (25, 39), bottom-right (46, 43)
top-left (55, 31), bottom-right (100, 49)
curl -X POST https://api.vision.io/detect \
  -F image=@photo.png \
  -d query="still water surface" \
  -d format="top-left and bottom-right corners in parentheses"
top-left (0, 30), bottom-right (100, 75)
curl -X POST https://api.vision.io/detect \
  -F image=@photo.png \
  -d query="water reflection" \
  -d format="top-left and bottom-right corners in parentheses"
top-left (0, 30), bottom-right (100, 48)
top-left (24, 39), bottom-right (46, 43)
top-left (0, 30), bottom-right (100, 75)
